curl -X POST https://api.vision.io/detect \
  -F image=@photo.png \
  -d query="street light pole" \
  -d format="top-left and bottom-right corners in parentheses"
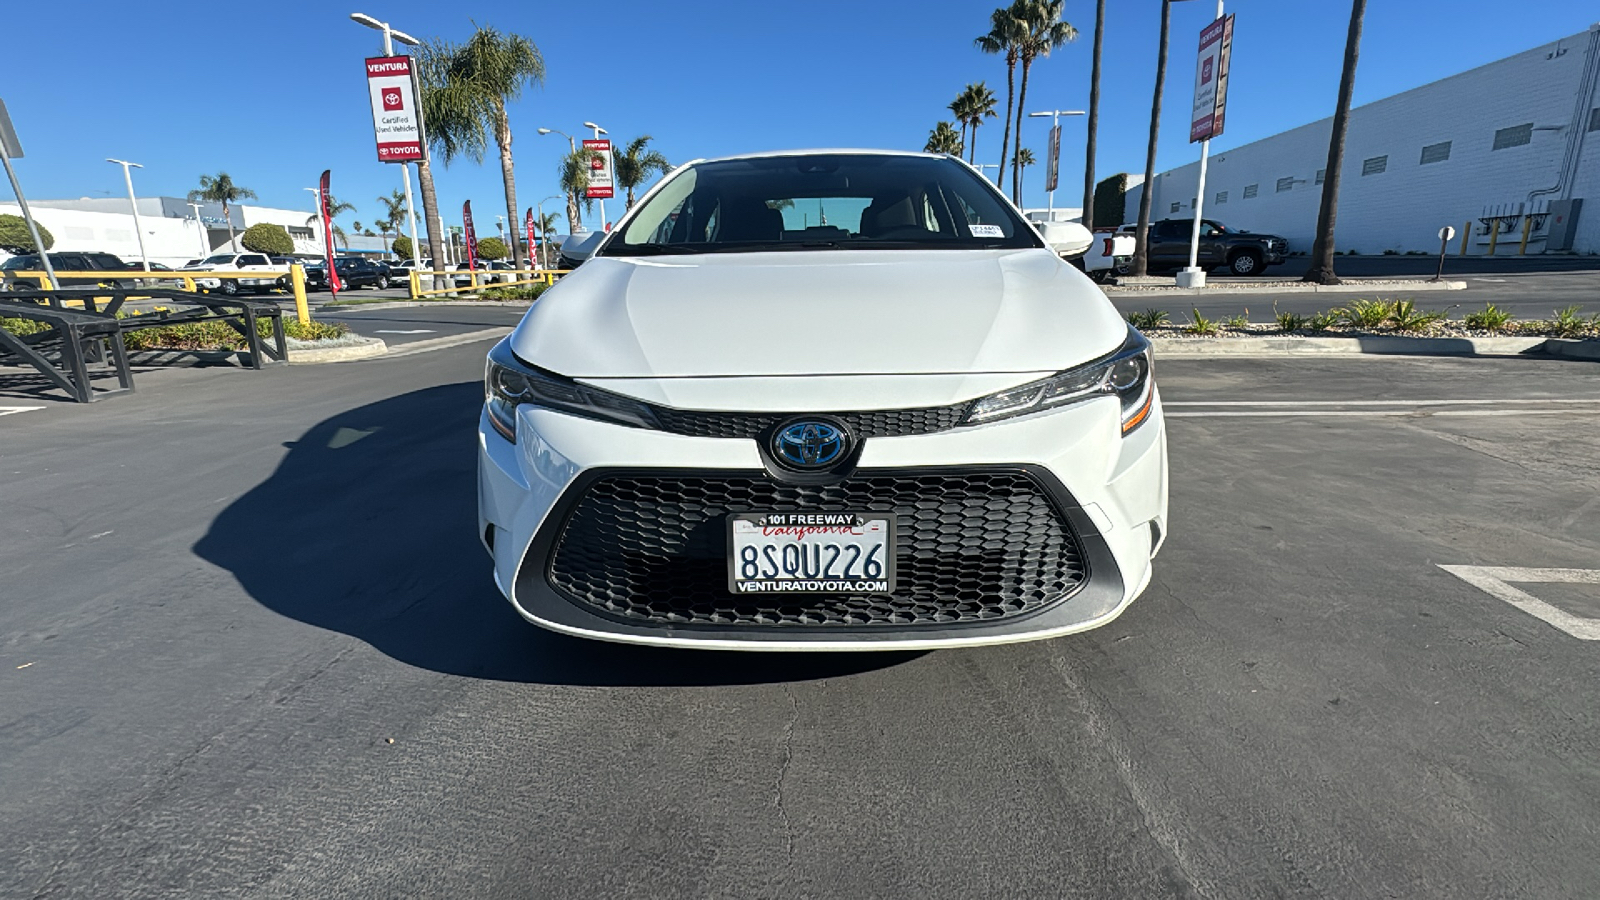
top-left (536, 194), bottom-right (560, 269)
top-left (538, 127), bottom-right (579, 230)
top-left (584, 121), bottom-right (608, 230)
top-left (106, 159), bottom-right (150, 271)
top-left (1027, 110), bottom-right (1085, 220)
top-left (186, 201), bottom-right (209, 257)
top-left (304, 187), bottom-right (326, 259)
top-left (350, 12), bottom-right (422, 270)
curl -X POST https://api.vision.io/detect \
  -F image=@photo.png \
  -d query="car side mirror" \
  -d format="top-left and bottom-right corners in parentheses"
top-left (1036, 221), bottom-right (1094, 258)
top-left (560, 230), bottom-right (607, 264)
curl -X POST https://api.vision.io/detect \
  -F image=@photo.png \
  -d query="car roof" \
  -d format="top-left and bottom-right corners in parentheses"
top-left (687, 148), bottom-right (954, 166)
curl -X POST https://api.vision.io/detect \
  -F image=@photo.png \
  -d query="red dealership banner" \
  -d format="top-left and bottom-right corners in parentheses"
top-left (525, 207), bottom-right (536, 265)
top-left (1189, 15), bottom-right (1235, 143)
top-left (462, 200), bottom-right (478, 273)
top-left (583, 139), bottom-right (614, 199)
top-left (365, 56), bottom-right (426, 162)
top-left (319, 169), bottom-right (341, 295)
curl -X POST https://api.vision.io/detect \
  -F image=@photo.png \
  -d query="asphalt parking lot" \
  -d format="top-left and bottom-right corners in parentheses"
top-left (4, 326), bottom-right (1600, 897)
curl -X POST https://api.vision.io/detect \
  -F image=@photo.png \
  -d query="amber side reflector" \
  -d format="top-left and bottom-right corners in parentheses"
top-left (1121, 390), bottom-right (1153, 434)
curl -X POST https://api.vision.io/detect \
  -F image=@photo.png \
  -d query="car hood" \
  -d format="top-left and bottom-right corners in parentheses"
top-left (509, 249), bottom-right (1126, 379)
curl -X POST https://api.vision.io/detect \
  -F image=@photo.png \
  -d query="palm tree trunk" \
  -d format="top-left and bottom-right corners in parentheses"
top-left (1012, 58), bottom-right (1034, 204)
top-left (565, 192), bottom-right (581, 237)
top-left (223, 203), bottom-right (237, 252)
top-left (997, 58), bottom-right (1016, 189)
top-left (627, 186), bottom-right (637, 210)
top-left (494, 109), bottom-right (528, 272)
top-left (1082, 0), bottom-right (1106, 230)
top-left (416, 159), bottom-right (449, 291)
top-left (1304, 0), bottom-right (1367, 285)
top-left (969, 122), bottom-right (978, 164)
top-left (1130, 0), bottom-right (1172, 277)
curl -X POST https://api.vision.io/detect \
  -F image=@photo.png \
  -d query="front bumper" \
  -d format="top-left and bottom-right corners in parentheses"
top-left (477, 391), bottom-right (1168, 650)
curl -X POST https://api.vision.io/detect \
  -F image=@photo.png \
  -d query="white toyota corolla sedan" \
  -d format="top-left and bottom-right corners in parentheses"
top-left (478, 149), bottom-right (1167, 651)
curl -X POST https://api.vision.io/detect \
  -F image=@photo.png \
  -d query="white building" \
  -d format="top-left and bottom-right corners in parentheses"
top-left (1126, 25), bottom-right (1600, 256)
top-left (0, 196), bottom-right (396, 267)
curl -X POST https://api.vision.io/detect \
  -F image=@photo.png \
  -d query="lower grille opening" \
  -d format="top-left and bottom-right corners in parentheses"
top-left (544, 470), bottom-right (1088, 628)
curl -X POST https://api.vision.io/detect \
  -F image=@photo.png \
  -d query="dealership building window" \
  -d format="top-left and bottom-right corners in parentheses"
top-left (1493, 123), bottom-right (1533, 150)
top-left (1215, 190), bottom-right (1227, 205)
top-left (1243, 183), bottom-right (1258, 199)
top-left (1361, 155), bottom-right (1388, 176)
top-left (1315, 168), bottom-right (1325, 184)
top-left (1275, 177), bottom-right (1294, 193)
top-left (1170, 201), bottom-right (1181, 213)
top-left (1420, 141), bottom-right (1452, 164)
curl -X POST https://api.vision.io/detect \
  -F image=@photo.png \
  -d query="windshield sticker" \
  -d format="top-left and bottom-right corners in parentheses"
top-left (970, 224), bottom-right (1005, 237)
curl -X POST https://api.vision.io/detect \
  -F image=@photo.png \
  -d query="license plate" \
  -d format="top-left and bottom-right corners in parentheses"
top-left (728, 512), bottom-right (895, 595)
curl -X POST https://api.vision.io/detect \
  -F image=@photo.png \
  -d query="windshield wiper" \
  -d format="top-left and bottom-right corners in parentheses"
top-left (606, 242), bottom-right (703, 256)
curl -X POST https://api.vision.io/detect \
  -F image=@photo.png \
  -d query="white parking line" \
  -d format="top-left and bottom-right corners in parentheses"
top-left (0, 406), bottom-right (46, 417)
top-left (381, 327), bottom-right (512, 358)
top-left (1439, 565), bottom-right (1600, 640)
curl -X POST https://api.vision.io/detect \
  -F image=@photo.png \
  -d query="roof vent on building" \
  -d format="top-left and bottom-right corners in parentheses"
top-left (1243, 184), bottom-right (1258, 199)
top-left (1420, 141), bottom-right (1452, 164)
top-left (1361, 155), bottom-right (1388, 176)
top-left (1493, 123), bottom-right (1533, 150)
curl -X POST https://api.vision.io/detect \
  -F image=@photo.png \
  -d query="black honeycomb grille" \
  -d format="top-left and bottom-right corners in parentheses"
top-left (651, 404), bottom-right (969, 440)
top-left (545, 470), bottom-right (1087, 628)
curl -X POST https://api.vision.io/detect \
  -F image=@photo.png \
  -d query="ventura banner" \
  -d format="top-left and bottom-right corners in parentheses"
top-left (365, 56), bottom-right (426, 163)
top-left (1189, 15), bottom-right (1235, 143)
top-left (319, 169), bottom-right (341, 294)
top-left (583, 139), bottom-right (614, 199)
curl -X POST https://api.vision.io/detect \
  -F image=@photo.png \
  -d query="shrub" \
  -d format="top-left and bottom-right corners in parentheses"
top-left (118, 309), bottom-right (348, 350)
top-left (475, 237), bottom-right (508, 261)
top-left (1387, 300), bottom-right (1446, 333)
top-left (1184, 307), bottom-right (1219, 336)
top-left (240, 223), bottom-right (294, 255)
top-left (1276, 311), bottom-right (1310, 332)
top-left (1339, 299), bottom-right (1395, 329)
top-left (1124, 308), bottom-right (1170, 330)
top-left (391, 235), bottom-right (414, 259)
top-left (1546, 305), bottom-right (1598, 338)
top-left (480, 282), bottom-right (549, 301)
top-left (1, 315), bottom-right (51, 336)
top-left (1308, 310), bottom-right (1342, 331)
top-left (1463, 303), bottom-right (1514, 332)
top-left (0, 214), bottom-right (54, 254)
top-left (1223, 313), bottom-right (1249, 329)
top-left (1382, 249), bottom-right (1398, 255)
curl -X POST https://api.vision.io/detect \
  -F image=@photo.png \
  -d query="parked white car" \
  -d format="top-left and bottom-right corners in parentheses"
top-left (478, 149), bottom-right (1168, 651)
top-left (179, 253), bottom-right (285, 295)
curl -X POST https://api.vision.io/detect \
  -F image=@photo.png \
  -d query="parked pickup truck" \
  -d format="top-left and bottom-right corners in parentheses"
top-left (1034, 222), bottom-right (1135, 283)
top-left (1130, 218), bottom-right (1290, 276)
top-left (179, 253), bottom-right (286, 295)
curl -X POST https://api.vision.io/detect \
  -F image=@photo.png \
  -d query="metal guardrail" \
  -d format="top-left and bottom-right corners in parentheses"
top-left (5, 267), bottom-right (314, 326)
top-left (407, 268), bottom-right (569, 299)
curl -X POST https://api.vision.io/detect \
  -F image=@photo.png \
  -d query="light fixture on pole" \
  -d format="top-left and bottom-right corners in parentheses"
top-left (582, 121), bottom-right (609, 230)
top-left (350, 11), bottom-right (423, 271)
top-left (1026, 110), bottom-right (1085, 220)
top-left (539, 127), bottom-right (580, 230)
top-left (106, 159), bottom-right (151, 271)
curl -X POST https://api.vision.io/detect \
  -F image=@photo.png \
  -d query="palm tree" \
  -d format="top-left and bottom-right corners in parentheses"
top-left (1010, 0), bottom-right (1077, 202)
top-left (187, 172), bottom-right (256, 252)
top-left (1081, 0), bottom-right (1106, 230)
top-left (418, 25), bottom-right (546, 271)
top-left (558, 147), bottom-right (600, 235)
top-left (374, 217), bottom-right (394, 253)
top-left (925, 122), bottom-right (964, 156)
top-left (1015, 148), bottom-right (1036, 198)
top-left (534, 210), bottom-right (560, 267)
top-left (949, 89), bottom-right (976, 158)
top-left (975, 7), bottom-right (1025, 187)
top-left (1130, 0), bottom-right (1173, 277)
top-left (1304, 0), bottom-right (1368, 285)
top-left (306, 194), bottom-right (355, 251)
top-left (613, 136), bottom-right (673, 210)
top-left (963, 82), bottom-right (998, 164)
top-left (375, 189), bottom-right (408, 258)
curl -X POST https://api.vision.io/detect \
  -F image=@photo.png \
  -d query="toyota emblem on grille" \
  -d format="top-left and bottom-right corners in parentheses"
top-left (772, 420), bottom-right (847, 468)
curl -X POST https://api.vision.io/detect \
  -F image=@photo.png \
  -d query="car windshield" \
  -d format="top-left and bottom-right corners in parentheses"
top-left (200, 255), bottom-right (235, 265)
top-left (601, 153), bottom-right (1043, 256)
top-left (2, 256), bottom-right (39, 269)
top-left (1202, 220), bottom-right (1231, 234)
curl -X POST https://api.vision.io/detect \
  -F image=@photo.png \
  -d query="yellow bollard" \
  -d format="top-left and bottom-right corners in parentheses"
top-left (409, 270), bottom-right (420, 300)
top-left (1518, 215), bottom-right (1533, 255)
top-left (183, 276), bottom-right (197, 292)
top-left (1459, 221), bottom-right (1470, 256)
top-left (290, 264), bottom-right (310, 326)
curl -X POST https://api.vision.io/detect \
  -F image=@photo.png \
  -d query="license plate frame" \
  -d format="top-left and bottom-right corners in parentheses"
top-left (727, 512), bottom-right (897, 595)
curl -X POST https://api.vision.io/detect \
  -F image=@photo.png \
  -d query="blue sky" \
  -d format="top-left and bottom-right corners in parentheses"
top-left (4, 1), bottom-right (1597, 234)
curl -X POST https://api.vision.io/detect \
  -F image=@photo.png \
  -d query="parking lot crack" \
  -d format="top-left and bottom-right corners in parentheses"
top-left (773, 685), bottom-right (799, 859)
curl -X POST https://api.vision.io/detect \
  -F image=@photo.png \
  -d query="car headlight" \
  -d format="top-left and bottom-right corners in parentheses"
top-left (963, 327), bottom-right (1154, 435)
top-left (484, 339), bottom-right (659, 441)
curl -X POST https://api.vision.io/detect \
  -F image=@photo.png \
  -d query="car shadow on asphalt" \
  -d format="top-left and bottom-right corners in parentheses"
top-left (194, 382), bottom-right (918, 686)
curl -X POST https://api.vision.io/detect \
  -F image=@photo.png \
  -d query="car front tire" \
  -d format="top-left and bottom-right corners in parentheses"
top-left (1228, 250), bottom-right (1263, 276)
top-left (377, 275), bottom-right (390, 290)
